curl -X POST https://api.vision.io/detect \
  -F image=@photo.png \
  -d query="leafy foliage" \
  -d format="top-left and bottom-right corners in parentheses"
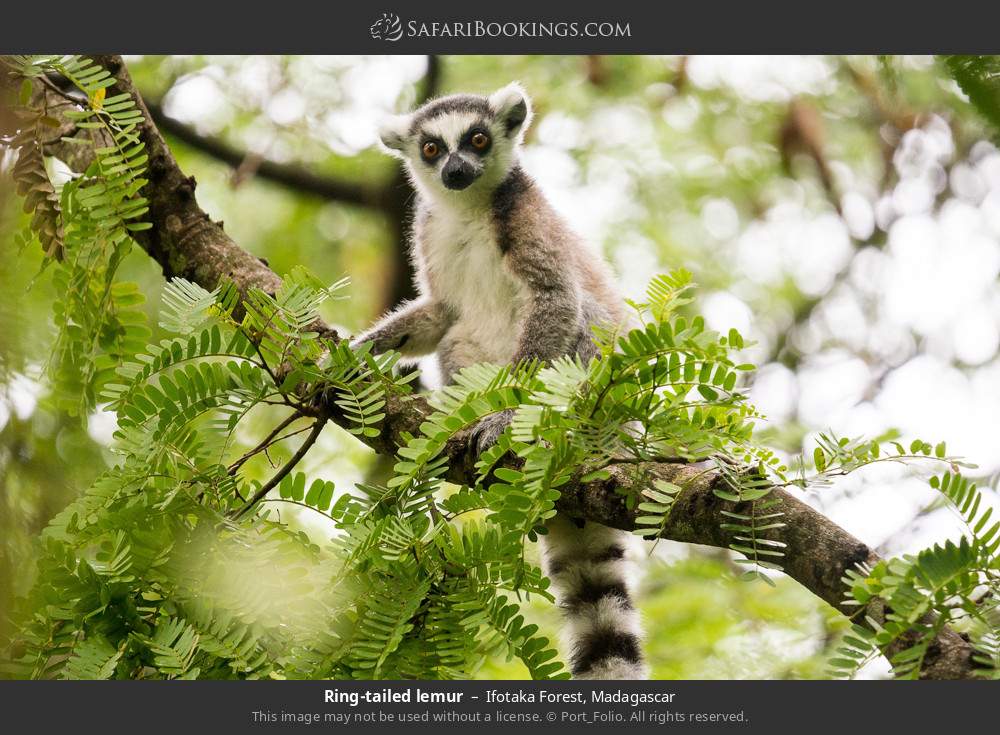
top-left (2, 55), bottom-right (151, 414)
top-left (830, 472), bottom-right (1000, 679)
top-left (942, 56), bottom-right (1000, 136)
top-left (3, 55), bottom-right (998, 682)
top-left (3, 247), bottom-right (989, 681)
top-left (6, 80), bottom-right (65, 261)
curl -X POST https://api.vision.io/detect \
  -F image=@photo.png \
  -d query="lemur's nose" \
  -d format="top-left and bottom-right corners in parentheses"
top-left (442, 154), bottom-right (476, 191)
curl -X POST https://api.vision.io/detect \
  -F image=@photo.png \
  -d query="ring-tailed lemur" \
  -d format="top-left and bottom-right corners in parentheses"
top-left (353, 83), bottom-right (648, 680)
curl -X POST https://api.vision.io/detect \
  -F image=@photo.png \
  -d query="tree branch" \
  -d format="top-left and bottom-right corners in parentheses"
top-left (145, 99), bottom-right (389, 209)
top-left (98, 59), bottom-right (283, 295)
top-left (36, 56), bottom-right (979, 680)
top-left (142, 55), bottom-right (445, 314)
top-left (142, 53), bottom-right (440, 215)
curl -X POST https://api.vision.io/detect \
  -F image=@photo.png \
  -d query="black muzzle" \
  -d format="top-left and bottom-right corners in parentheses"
top-left (441, 155), bottom-right (477, 190)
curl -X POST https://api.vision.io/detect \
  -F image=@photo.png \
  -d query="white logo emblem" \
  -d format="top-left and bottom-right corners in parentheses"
top-left (370, 13), bottom-right (403, 41)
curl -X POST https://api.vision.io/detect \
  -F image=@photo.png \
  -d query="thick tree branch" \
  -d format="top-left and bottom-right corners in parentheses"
top-left (37, 56), bottom-right (978, 680)
top-left (92, 58), bottom-right (283, 298)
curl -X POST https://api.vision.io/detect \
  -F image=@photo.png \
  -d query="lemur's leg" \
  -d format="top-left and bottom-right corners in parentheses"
top-left (351, 298), bottom-right (453, 357)
top-left (543, 515), bottom-right (648, 680)
top-left (438, 332), bottom-right (518, 451)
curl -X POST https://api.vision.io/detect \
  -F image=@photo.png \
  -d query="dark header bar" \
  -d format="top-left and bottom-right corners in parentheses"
top-left (3, 1), bottom-right (1000, 54)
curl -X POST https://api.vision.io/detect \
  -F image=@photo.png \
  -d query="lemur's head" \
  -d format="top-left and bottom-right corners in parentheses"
top-left (378, 83), bottom-right (532, 199)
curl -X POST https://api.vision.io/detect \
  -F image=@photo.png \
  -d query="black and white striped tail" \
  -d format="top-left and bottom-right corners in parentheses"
top-left (543, 515), bottom-right (648, 680)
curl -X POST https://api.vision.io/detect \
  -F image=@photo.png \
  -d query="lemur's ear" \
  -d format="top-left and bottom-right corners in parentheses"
top-left (377, 114), bottom-right (411, 153)
top-left (489, 82), bottom-right (532, 139)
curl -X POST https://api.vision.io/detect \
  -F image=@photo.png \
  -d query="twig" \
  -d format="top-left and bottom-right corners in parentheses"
top-left (227, 410), bottom-right (304, 474)
top-left (38, 74), bottom-right (83, 105)
top-left (259, 497), bottom-right (336, 521)
top-left (231, 418), bottom-right (327, 519)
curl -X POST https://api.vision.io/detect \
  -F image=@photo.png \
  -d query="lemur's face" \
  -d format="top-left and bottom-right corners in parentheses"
top-left (378, 83), bottom-right (532, 198)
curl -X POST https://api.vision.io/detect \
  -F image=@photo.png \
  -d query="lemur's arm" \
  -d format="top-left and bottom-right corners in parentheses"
top-left (506, 241), bottom-right (582, 365)
top-left (351, 298), bottom-right (454, 356)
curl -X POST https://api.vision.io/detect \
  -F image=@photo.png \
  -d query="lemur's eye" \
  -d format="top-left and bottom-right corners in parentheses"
top-left (470, 132), bottom-right (490, 150)
top-left (421, 141), bottom-right (440, 159)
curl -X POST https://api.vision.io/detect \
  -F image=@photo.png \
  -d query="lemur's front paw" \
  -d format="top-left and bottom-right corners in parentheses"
top-left (349, 331), bottom-right (405, 354)
top-left (470, 409), bottom-right (514, 456)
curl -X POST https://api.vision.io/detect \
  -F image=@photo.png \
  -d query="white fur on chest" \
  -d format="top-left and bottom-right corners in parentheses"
top-left (417, 205), bottom-right (526, 362)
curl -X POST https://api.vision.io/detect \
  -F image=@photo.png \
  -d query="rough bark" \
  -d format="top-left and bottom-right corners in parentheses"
top-left (91, 56), bottom-right (284, 300)
top-left (31, 56), bottom-right (979, 680)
